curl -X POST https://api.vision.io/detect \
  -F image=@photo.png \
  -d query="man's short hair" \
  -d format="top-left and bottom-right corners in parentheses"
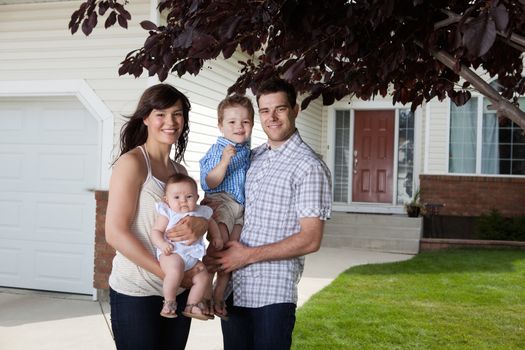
top-left (217, 94), bottom-right (255, 125)
top-left (256, 78), bottom-right (297, 108)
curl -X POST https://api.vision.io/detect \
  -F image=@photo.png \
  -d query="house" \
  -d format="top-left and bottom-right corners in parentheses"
top-left (1, 0), bottom-right (523, 298)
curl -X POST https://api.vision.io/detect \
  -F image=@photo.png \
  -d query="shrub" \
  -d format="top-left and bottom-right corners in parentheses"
top-left (476, 209), bottom-right (525, 241)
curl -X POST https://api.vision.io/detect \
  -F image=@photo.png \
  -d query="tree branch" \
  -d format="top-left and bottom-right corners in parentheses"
top-left (427, 46), bottom-right (525, 130)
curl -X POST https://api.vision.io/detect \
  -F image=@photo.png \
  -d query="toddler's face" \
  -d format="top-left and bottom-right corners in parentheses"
top-left (164, 181), bottom-right (198, 213)
top-left (219, 106), bottom-right (253, 144)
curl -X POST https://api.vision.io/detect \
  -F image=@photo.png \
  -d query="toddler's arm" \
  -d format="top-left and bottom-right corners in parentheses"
top-left (204, 144), bottom-right (236, 189)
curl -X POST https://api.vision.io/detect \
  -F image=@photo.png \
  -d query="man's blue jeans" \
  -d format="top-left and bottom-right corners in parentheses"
top-left (109, 288), bottom-right (191, 350)
top-left (221, 295), bottom-right (297, 350)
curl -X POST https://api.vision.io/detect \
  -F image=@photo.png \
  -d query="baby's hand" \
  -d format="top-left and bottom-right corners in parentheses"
top-left (221, 144), bottom-right (236, 162)
top-left (161, 242), bottom-right (173, 256)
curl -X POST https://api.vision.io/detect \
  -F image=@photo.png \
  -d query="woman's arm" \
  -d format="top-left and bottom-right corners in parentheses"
top-left (105, 152), bottom-right (164, 279)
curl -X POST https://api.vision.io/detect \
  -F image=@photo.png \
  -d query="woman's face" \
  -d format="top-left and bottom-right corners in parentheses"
top-left (143, 100), bottom-right (185, 145)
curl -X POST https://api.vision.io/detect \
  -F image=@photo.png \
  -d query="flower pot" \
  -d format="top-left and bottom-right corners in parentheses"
top-left (406, 205), bottom-right (421, 218)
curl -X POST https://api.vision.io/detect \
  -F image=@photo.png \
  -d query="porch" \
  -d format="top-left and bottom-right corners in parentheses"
top-left (323, 212), bottom-right (422, 254)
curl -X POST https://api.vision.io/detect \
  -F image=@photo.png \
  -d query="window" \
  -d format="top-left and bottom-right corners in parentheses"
top-left (334, 110), bottom-right (350, 202)
top-left (396, 110), bottom-right (415, 204)
top-left (449, 95), bottom-right (525, 175)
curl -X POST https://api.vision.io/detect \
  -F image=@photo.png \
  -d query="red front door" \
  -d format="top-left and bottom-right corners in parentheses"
top-left (352, 110), bottom-right (395, 203)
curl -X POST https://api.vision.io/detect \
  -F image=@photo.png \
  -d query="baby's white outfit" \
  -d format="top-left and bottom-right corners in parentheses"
top-left (155, 202), bottom-right (212, 271)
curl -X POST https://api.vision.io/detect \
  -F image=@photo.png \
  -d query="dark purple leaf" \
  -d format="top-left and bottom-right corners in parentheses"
top-left (283, 59), bottom-right (305, 81)
top-left (121, 9), bottom-right (132, 21)
top-left (99, 1), bottom-right (108, 16)
top-left (117, 14), bottom-right (128, 29)
top-left (70, 22), bottom-right (80, 34)
top-left (140, 20), bottom-right (158, 31)
top-left (173, 27), bottom-right (194, 49)
top-left (69, 10), bottom-right (79, 28)
top-left (88, 11), bottom-right (97, 29)
top-left (322, 90), bottom-right (335, 105)
top-left (222, 42), bottom-right (237, 59)
top-left (105, 11), bottom-right (117, 28)
top-left (81, 18), bottom-right (93, 36)
top-left (491, 4), bottom-right (509, 32)
top-left (158, 68), bottom-right (169, 81)
top-left (224, 16), bottom-right (242, 40)
top-left (462, 14), bottom-right (496, 57)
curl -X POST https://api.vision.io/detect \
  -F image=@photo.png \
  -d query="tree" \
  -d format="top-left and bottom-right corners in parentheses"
top-left (69, 0), bottom-right (525, 130)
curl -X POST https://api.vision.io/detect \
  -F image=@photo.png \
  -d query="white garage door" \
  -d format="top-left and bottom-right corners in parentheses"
top-left (0, 97), bottom-right (98, 295)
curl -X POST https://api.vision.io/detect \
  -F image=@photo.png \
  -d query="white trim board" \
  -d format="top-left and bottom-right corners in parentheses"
top-left (0, 79), bottom-right (114, 189)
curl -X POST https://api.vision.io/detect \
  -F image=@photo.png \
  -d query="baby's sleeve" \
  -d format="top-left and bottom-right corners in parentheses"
top-left (155, 202), bottom-right (170, 218)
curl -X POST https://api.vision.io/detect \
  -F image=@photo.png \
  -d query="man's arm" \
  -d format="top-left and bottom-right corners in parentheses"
top-left (212, 217), bottom-right (324, 273)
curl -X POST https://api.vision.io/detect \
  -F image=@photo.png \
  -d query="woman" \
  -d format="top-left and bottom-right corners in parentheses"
top-left (105, 84), bottom-right (208, 350)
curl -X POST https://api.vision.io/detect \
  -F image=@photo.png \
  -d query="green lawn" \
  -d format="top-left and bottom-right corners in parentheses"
top-left (293, 249), bottom-right (525, 350)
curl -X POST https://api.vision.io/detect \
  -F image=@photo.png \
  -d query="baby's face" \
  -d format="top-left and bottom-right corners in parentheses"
top-left (219, 106), bottom-right (253, 144)
top-left (164, 181), bottom-right (199, 213)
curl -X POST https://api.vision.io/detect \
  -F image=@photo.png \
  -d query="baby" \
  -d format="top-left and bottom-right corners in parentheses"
top-left (151, 173), bottom-right (222, 319)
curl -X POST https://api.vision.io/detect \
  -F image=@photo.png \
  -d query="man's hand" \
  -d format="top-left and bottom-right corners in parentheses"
top-left (165, 216), bottom-right (207, 245)
top-left (213, 240), bottom-right (252, 273)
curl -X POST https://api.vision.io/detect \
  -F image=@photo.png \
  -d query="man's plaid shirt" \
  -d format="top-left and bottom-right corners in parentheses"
top-left (231, 131), bottom-right (332, 308)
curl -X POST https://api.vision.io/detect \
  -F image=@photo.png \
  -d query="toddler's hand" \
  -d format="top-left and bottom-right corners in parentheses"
top-left (221, 144), bottom-right (236, 162)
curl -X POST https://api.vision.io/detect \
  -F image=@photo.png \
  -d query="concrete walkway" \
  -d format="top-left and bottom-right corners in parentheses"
top-left (0, 247), bottom-right (413, 350)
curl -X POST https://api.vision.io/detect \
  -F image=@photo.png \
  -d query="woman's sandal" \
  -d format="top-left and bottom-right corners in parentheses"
top-left (160, 299), bottom-right (178, 318)
top-left (182, 301), bottom-right (214, 321)
top-left (213, 299), bottom-right (229, 321)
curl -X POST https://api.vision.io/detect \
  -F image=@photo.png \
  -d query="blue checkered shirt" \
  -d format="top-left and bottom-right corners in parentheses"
top-left (199, 136), bottom-right (250, 205)
top-left (231, 131), bottom-right (332, 308)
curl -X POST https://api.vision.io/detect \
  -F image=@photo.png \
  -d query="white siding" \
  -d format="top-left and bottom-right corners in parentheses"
top-left (0, 0), bottom-right (326, 189)
top-left (425, 99), bottom-right (450, 173)
top-left (321, 104), bottom-right (329, 160)
top-left (297, 97), bottom-right (323, 155)
top-left (0, 1), bottom-right (151, 115)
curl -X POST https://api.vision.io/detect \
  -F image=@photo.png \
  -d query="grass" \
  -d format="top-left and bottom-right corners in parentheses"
top-left (292, 249), bottom-right (525, 350)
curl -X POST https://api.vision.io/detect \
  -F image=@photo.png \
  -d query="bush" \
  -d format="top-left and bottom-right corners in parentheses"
top-left (476, 209), bottom-right (525, 241)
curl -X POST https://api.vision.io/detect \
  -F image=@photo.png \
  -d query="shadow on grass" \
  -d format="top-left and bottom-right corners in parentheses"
top-left (343, 248), bottom-right (525, 276)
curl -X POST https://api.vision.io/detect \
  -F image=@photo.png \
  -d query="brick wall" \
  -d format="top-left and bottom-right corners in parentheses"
top-left (94, 190), bottom-right (114, 290)
top-left (420, 175), bottom-right (525, 217)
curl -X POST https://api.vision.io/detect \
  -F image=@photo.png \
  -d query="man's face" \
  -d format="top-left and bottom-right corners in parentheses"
top-left (258, 92), bottom-right (298, 148)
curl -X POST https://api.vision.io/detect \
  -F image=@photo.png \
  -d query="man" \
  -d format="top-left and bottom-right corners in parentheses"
top-left (210, 78), bottom-right (332, 350)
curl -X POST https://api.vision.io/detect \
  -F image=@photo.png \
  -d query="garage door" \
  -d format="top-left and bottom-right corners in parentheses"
top-left (0, 97), bottom-right (98, 294)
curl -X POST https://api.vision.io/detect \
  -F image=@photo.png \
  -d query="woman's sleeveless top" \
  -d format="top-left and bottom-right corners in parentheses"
top-left (108, 146), bottom-right (182, 296)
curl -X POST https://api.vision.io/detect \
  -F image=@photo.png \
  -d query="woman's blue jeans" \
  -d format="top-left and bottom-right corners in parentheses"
top-left (109, 288), bottom-right (191, 350)
top-left (220, 295), bottom-right (297, 350)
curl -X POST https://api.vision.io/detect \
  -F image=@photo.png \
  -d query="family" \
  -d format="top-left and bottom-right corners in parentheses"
top-left (105, 78), bottom-right (332, 350)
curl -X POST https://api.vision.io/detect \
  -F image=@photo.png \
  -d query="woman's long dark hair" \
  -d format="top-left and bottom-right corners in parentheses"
top-left (116, 84), bottom-right (191, 163)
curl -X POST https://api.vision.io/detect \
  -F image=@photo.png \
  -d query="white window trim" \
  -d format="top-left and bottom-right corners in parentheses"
top-left (0, 79), bottom-right (114, 188)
